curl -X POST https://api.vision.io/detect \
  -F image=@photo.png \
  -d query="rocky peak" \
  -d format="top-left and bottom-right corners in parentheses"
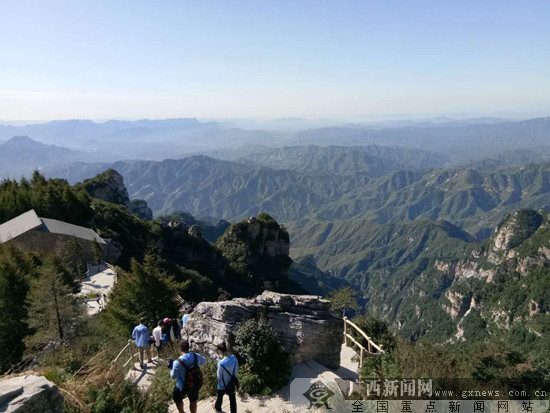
top-left (217, 213), bottom-right (291, 278)
top-left (82, 169), bottom-right (153, 220)
top-left (82, 169), bottom-right (131, 208)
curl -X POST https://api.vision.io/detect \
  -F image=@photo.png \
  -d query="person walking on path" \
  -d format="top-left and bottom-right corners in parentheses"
top-left (132, 317), bottom-right (153, 369)
top-left (213, 341), bottom-right (239, 413)
top-left (169, 341), bottom-right (206, 413)
top-left (181, 311), bottom-right (190, 340)
top-left (152, 319), bottom-right (163, 357)
top-left (161, 318), bottom-right (172, 346)
top-left (170, 318), bottom-right (181, 343)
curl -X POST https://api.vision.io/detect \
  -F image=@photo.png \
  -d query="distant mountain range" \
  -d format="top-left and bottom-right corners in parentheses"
top-left (2, 117), bottom-right (550, 168)
top-left (0, 136), bottom-right (123, 179)
top-left (2, 117), bottom-right (550, 345)
top-left (46, 151), bottom-right (550, 236)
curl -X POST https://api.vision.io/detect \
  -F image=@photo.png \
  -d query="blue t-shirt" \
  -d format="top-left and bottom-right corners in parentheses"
top-left (131, 324), bottom-right (150, 348)
top-left (217, 355), bottom-right (239, 391)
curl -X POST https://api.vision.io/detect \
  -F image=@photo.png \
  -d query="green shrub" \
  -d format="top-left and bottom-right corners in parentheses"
top-left (351, 315), bottom-right (397, 351)
top-left (238, 368), bottom-right (266, 395)
top-left (199, 359), bottom-right (219, 399)
top-left (233, 318), bottom-right (291, 395)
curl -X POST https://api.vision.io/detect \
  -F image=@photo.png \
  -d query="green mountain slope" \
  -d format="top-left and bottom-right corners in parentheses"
top-left (293, 209), bottom-right (550, 347)
top-left (48, 157), bottom-right (550, 235)
top-left (236, 145), bottom-right (448, 176)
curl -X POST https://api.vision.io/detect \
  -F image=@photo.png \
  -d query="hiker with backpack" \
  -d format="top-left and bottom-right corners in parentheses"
top-left (169, 341), bottom-right (206, 413)
top-left (213, 341), bottom-right (239, 413)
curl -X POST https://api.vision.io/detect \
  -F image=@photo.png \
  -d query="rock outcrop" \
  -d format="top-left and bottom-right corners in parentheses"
top-left (129, 199), bottom-right (153, 220)
top-left (492, 210), bottom-right (543, 253)
top-left (0, 375), bottom-right (63, 412)
top-left (217, 213), bottom-right (292, 283)
top-left (82, 169), bottom-right (153, 220)
top-left (83, 169), bottom-right (132, 209)
top-left (188, 224), bottom-right (203, 238)
top-left (185, 291), bottom-right (343, 369)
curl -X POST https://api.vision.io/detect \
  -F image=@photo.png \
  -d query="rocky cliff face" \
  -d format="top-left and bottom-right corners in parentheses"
top-left (81, 169), bottom-right (153, 219)
top-left (185, 291), bottom-right (343, 369)
top-left (434, 210), bottom-right (550, 342)
top-left (82, 169), bottom-right (131, 208)
top-left (0, 375), bottom-right (63, 412)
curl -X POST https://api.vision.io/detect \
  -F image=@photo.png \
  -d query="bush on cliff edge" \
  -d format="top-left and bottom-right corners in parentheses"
top-left (233, 318), bottom-right (291, 395)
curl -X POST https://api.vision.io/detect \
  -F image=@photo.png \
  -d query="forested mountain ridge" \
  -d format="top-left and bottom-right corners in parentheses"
top-left (233, 145), bottom-right (449, 176)
top-left (0, 172), bottom-right (301, 301)
top-left (394, 210), bottom-right (550, 346)
top-left (47, 157), bottom-right (550, 239)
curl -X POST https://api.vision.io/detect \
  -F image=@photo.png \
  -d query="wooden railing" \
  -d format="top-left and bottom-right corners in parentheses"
top-left (343, 317), bottom-right (385, 370)
top-left (112, 339), bottom-right (138, 369)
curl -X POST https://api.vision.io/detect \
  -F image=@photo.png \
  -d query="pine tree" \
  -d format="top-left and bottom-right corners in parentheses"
top-left (103, 253), bottom-right (181, 334)
top-left (328, 286), bottom-right (359, 317)
top-left (26, 261), bottom-right (83, 348)
top-left (0, 247), bottom-right (31, 373)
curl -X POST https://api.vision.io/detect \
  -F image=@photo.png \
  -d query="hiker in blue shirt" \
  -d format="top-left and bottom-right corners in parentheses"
top-left (132, 317), bottom-right (153, 369)
top-left (214, 342), bottom-right (239, 413)
top-left (169, 341), bottom-right (206, 413)
top-left (181, 313), bottom-right (189, 329)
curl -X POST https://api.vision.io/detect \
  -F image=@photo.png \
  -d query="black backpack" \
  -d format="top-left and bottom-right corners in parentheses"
top-left (181, 354), bottom-right (203, 393)
top-left (221, 363), bottom-right (239, 393)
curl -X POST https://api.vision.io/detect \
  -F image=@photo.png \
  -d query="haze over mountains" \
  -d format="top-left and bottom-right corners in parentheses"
top-left (2, 115), bottom-right (550, 345)
top-left (2, 116), bottom-right (550, 165)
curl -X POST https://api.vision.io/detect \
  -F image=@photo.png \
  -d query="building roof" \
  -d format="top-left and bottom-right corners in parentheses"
top-left (0, 209), bottom-right (105, 245)
top-left (0, 210), bottom-right (42, 243)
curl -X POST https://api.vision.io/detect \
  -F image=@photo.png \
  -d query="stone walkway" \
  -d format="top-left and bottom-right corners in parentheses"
top-left (169, 344), bottom-right (359, 413)
top-left (124, 344), bottom-right (359, 412)
top-left (126, 358), bottom-right (162, 391)
top-left (78, 263), bottom-right (116, 315)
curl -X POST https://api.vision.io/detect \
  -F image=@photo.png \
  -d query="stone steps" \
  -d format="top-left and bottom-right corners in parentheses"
top-left (130, 344), bottom-right (359, 412)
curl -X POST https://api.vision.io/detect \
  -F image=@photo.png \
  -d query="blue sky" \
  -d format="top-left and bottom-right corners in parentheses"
top-left (1, 0), bottom-right (549, 120)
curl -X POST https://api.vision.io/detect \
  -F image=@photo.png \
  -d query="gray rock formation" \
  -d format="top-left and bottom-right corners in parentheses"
top-left (0, 375), bottom-right (63, 412)
top-left (185, 291), bottom-right (343, 369)
top-left (83, 169), bottom-right (132, 209)
top-left (129, 199), bottom-right (153, 220)
top-left (188, 224), bottom-right (203, 238)
top-left (82, 169), bottom-right (153, 220)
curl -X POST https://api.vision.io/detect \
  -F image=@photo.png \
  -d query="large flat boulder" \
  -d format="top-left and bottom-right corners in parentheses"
top-left (185, 291), bottom-right (343, 369)
top-left (0, 375), bottom-right (63, 413)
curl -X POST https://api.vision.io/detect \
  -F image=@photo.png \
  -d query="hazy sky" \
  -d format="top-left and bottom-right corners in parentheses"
top-left (1, 0), bottom-right (549, 120)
